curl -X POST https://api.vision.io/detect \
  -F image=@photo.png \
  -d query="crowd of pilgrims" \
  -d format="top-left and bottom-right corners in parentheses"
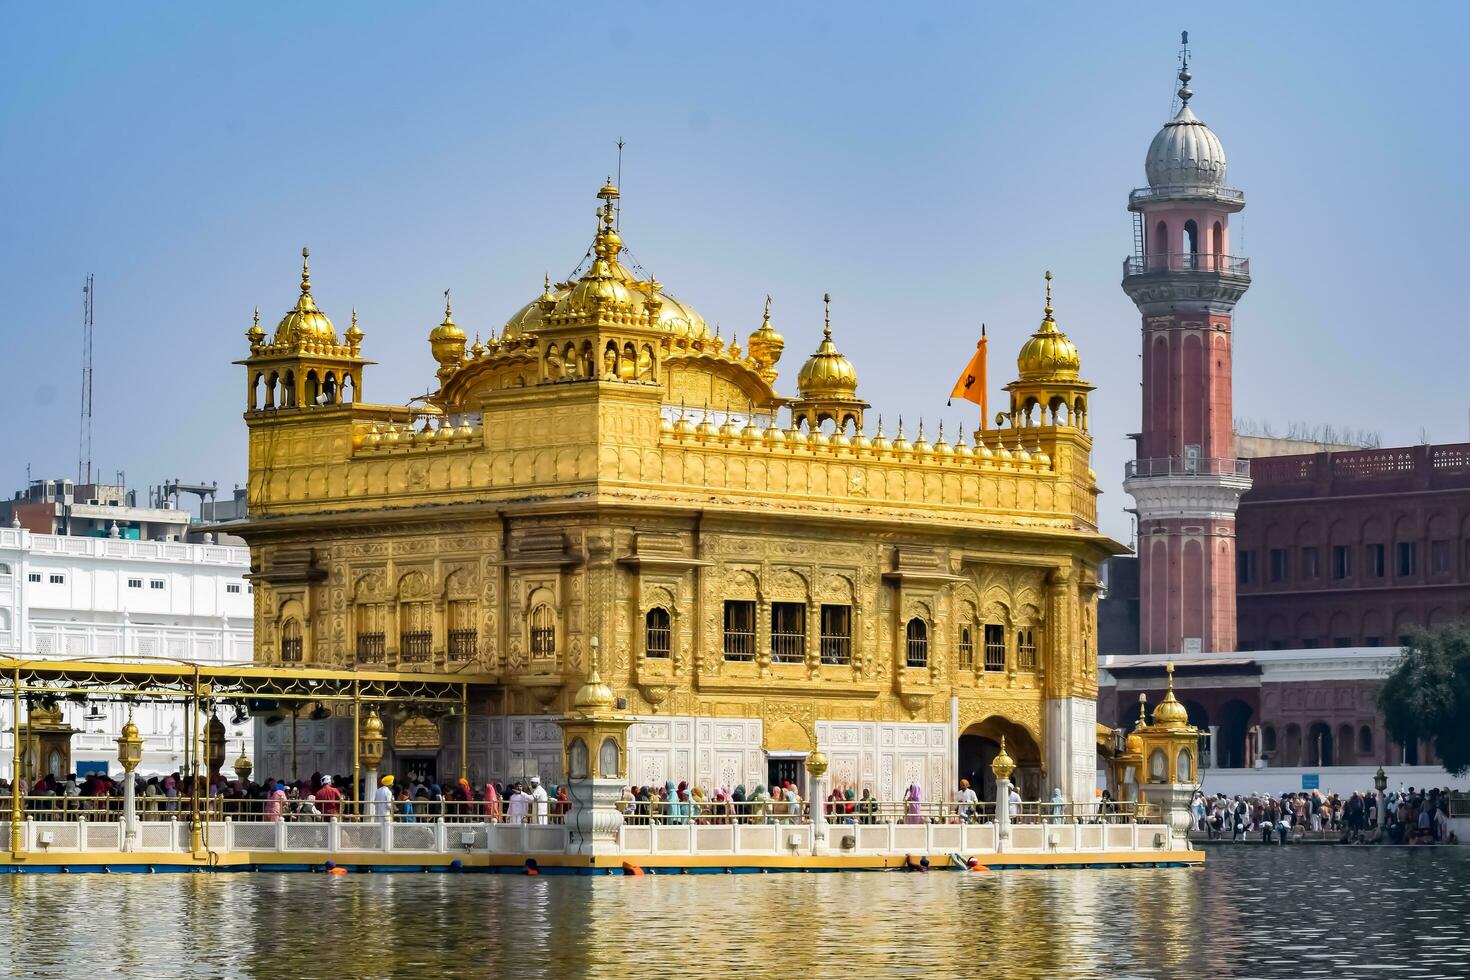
top-left (1193, 786), bottom-right (1459, 844)
top-left (2, 771), bottom-right (985, 826)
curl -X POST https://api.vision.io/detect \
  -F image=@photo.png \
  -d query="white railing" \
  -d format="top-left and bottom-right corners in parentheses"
top-left (16, 816), bottom-right (1180, 858)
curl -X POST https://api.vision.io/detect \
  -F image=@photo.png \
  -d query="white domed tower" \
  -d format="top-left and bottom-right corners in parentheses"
top-left (1122, 36), bottom-right (1252, 656)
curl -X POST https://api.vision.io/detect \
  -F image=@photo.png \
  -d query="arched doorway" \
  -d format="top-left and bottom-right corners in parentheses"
top-left (1217, 700), bottom-right (1253, 768)
top-left (1306, 722), bottom-right (1334, 767)
top-left (959, 717), bottom-right (1043, 802)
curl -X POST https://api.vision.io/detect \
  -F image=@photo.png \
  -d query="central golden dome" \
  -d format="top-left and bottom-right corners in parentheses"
top-left (1016, 271), bottom-right (1080, 381)
top-left (273, 248), bottom-right (337, 345)
top-left (500, 182), bottom-right (712, 341)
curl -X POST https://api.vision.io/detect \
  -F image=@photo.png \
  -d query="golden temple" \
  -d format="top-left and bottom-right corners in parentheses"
top-left (236, 180), bottom-right (1122, 806)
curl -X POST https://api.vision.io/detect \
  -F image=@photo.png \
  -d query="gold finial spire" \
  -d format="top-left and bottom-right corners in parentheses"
top-left (443, 288), bottom-right (452, 321)
top-left (253, 306), bottom-right (260, 328)
top-left (764, 294), bottom-right (772, 320)
top-left (300, 247), bottom-right (311, 295)
top-left (822, 291), bottom-right (831, 338)
top-left (1137, 691), bottom-right (1148, 727)
top-left (350, 306), bottom-right (357, 328)
top-left (1044, 270), bottom-right (1053, 320)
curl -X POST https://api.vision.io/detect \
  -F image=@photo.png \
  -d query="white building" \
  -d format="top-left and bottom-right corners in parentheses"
top-left (0, 524), bottom-right (253, 778)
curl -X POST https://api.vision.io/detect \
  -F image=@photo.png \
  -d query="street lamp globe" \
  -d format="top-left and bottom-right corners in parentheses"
top-left (234, 741), bottom-right (254, 782)
top-left (1373, 766), bottom-right (1387, 793)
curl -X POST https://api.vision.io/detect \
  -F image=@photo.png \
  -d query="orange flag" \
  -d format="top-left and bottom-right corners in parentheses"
top-left (948, 326), bottom-right (988, 419)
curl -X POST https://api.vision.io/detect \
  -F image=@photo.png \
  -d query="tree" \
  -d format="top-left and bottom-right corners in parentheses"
top-left (1378, 625), bottom-right (1470, 776)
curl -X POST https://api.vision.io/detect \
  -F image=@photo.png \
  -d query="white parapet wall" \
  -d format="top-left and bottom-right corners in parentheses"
top-left (1197, 765), bottom-right (1470, 798)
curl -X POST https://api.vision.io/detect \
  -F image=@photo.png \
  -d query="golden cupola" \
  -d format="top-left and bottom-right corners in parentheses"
top-left (273, 248), bottom-right (337, 346)
top-left (1002, 271), bottom-right (1092, 431)
top-left (238, 247), bottom-right (369, 412)
top-left (1150, 663), bottom-right (1191, 728)
top-left (789, 293), bottom-right (868, 435)
top-left (430, 289), bottom-right (467, 382)
top-left (746, 296), bottom-right (785, 384)
top-left (1016, 272), bottom-right (1080, 381)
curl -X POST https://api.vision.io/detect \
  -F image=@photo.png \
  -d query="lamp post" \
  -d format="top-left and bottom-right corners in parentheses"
top-left (360, 708), bottom-right (385, 819)
top-left (805, 749), bottom-right (829, 853)
top-left (115, 710), bottom-right (144, 852)
top-left (1373, 765), bottom-right (1388, 842)
top-left (991, 735), bottom-right (1016, 852)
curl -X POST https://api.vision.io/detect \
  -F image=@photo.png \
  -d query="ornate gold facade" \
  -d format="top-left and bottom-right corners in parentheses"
top-left (238, 180), bottom-right (1121, 796)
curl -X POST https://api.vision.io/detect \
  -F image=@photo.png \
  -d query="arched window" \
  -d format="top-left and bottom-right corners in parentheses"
top-left (567, 737), bottom-right (589, 780)
top-left (599, 737), bottom-right (621, 778)
top-left (355, 602), bottom-right (387, 664)
top-left (905, 618), bottom-right (928, 668)
top-left (1176, 748), bottom-right (1192, 782)
top-left (1148, 748), bottom-right (1167, 783)
top-left (0, 563), bottom-right (10, 576)
top-left (399, 597), bottom-right (433, 664)
top-left (645, 607), bottom-right (671, 658)
top-left (530, 604), bottom-right (556, 660)
top-left (1358, 725), bottom-right (1373, 757)
top-left (1212, 220), bottom-right (1224, 266)
top-left (1183, 219), bottom-right (1199, 260)
top-left (1016, 627), bottom-right (1037, 672)
top-left (958, 625), bottom-right (975, 671)
top-left (281, 619), bottom-right (303, 663)
top-left (1261, 725), bottom-right (1277, 754)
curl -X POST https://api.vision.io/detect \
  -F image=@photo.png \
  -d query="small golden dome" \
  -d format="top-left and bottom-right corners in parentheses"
top-left (1152, 663), bottom-right (1191, 727)
top-left (762, 424), bottom-right (786, 446)
top-left (1125, 732), bottom-right (1144, 755)
top-left (246, 306), bottom-right (265, 349)
top-left (430, 291), bottom-right (467, 373)
top-left (572, 665), bottom-right (616, 711)
top-left (345, 307), bottom-right (364, 349)
top-left (363, 708), bottom-right (384, 738)
top-left (673, 411), bottom-right (696, 439)
top-left (1016, 271), bottom-right (1081, 381)
top-left (796, 295), bottom-right (859, 400)
top-left (870, 419), bottom-right (891, 453)
top-left (273, 248), bottom-right (337, 345)
top-left (747, 296), bottom-right (785, 376)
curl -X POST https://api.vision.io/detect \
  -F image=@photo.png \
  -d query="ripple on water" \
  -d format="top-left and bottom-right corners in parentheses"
top-left (0, 847), bottom-right (1464, 979)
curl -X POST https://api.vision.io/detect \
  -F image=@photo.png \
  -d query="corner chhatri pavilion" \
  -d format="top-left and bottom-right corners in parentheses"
top-left (236, 180), bottom-right (1121, 808)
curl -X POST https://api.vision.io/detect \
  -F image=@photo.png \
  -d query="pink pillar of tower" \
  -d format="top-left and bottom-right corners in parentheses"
top-left (1121, 47), bottom-right (1251, 656)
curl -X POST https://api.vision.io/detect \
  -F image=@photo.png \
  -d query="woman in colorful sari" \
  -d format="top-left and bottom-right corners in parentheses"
top-left (731, 785), bottom-right (748, 824)
top-left (904, 783), bottom-right (923, 824)
top-left (749, 784), bottom-right (770, 823)
top-left (689, 785), bottom-right (707, 824)
top-left (843, 788), bottom-right (857, 824)
top-left (483, 782), bottom-right (502, 823)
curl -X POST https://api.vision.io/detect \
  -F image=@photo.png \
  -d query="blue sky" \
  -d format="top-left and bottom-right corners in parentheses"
top-left (1, 2), bottom-right (1466, 544)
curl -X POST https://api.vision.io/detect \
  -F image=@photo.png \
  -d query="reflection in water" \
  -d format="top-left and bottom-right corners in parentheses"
top-left (0, 848), bottom-right (1467, 979)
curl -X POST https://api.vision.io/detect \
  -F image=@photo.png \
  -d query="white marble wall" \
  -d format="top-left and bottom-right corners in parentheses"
top-left (816, 719), bottom-right (953, 804)
top-left (1045, 696), bottom-right (1097, 806)
top-left (627, 716), bottom-right (764, 792)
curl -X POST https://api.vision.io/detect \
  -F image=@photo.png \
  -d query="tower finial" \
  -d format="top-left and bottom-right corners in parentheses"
top-left (1177, 30), bottom-right (1193, 106)
top-left (443, 288), bottom-right (452, 320)
top-left (253, 306), bottom-right (260, 328)
top-left (1044, 270), bottom-right (1054, 319)
top-left (300, 247), bottom-right (311, 295)
top-left (764, 294), bottom-right (772, 320)
top-left (823, 292), bottom-right (831, 338)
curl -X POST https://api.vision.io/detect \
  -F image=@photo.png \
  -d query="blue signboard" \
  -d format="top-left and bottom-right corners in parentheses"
top-left (1301, 773), bottom-right (1320, 790)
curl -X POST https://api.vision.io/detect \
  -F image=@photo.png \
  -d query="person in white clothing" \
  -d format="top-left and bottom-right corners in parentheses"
top-left (956, 779), bottom-right (978, 822)
top-left (530, 776), bottom-right (549, 824)
top-left (1007, 785), bottom-right (1022, 821)
top-left (507, 783), bottom-right (531, 824)
top-left (373, 775), bottom-right (395, 822)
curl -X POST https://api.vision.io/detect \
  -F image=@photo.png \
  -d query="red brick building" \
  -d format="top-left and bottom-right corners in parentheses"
top-left (1236, 443), bottom-right (1470, 650)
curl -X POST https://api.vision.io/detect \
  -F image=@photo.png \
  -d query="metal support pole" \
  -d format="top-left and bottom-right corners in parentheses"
top-left (995, 777), bottom-right (1011, 852)
top-left (122, 768), bottom-right (137, 852)
top-left (10, 665), bottom-right (22, 857)
top-left (290, 708), bottom-right (298, 783)
top-left (352, 681), bottom-right (360, 821)
top-left (190, 668), bottom-right (203, 856)
top-left (459, 683), bottom-right (469, 781)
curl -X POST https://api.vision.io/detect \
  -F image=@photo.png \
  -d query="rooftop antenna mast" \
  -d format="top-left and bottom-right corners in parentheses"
top-left (78, 273), bottom-right (95, 485)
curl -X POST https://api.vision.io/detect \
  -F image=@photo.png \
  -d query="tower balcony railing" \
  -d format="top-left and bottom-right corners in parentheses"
top-left (1125, 457), bottom-right (1251, 479)
top-left (1123, 253), bottom-right (1250, 277)
top-left (1129, 185), bottom-right (1245, 206)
